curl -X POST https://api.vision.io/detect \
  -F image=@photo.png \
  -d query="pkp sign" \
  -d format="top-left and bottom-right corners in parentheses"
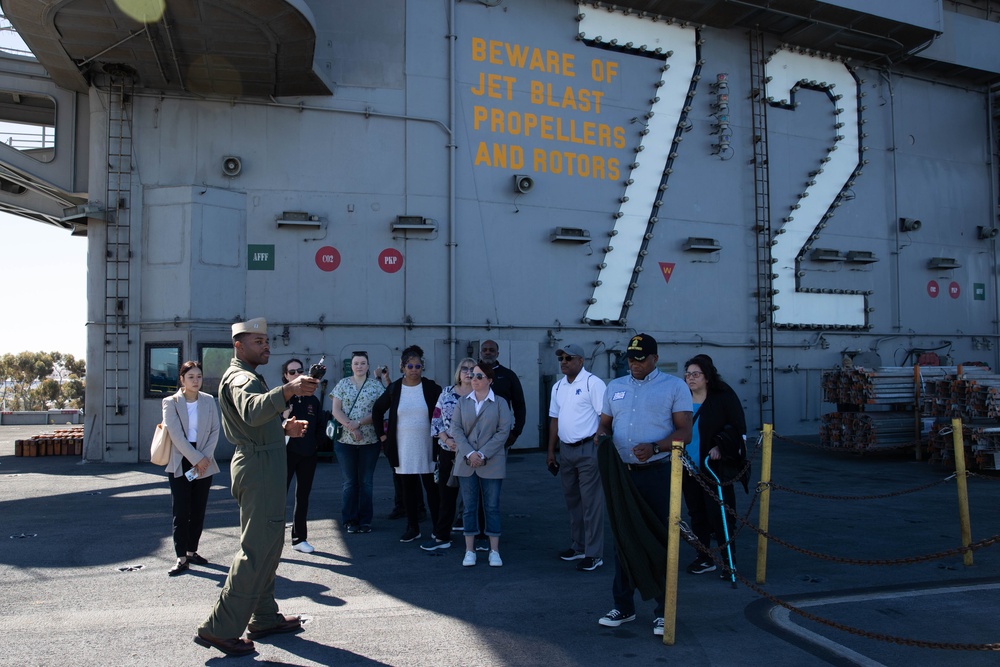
top-left (379, 248), bottom-right (404, 273)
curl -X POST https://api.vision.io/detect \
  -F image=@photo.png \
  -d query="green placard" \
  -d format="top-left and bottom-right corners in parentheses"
top-left (974, 283), bottom-right (986, 301)
top-left (248, 244), bottom-right (275, 270)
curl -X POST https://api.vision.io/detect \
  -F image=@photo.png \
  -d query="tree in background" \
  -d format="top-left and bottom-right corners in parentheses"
top-left (0, 351), bottom-right (86, 410)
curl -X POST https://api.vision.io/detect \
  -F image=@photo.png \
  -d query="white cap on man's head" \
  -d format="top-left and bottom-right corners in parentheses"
top-left (232, 317), bottom-right (267, 338)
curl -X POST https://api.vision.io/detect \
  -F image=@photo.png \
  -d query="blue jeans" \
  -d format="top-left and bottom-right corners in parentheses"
top-left (459, 474), bottom-right (503, 537)
top-left (334, 442), bottom-right (381, 527)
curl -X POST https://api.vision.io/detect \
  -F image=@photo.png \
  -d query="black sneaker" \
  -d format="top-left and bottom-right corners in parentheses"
top-left (598, 609), bottom-right (635, 627)
top-left (558, 548), bottom-right (585, 561)
top-left (686, 557), bottom-right (717, 575)
top-left (345, 522), bottom-right (359, 534)
top-left (576, 557), bottom-right (603, 572)
top-left (400, 528), bottom-right (421, 543)
top-left (475, 538), bottom-right (490, 552)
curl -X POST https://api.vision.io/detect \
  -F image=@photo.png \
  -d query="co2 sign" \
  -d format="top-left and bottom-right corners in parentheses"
top-left (315, 246), bottom-right (341, 272)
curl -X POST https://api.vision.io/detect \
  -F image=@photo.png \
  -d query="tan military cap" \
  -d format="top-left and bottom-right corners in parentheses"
top-left (232, 317), bottom-right (267, 338)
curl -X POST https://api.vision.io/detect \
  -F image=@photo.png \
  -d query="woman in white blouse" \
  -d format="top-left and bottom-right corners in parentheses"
top-left (372, 345), bottom-right (443, 543)
top-left (162, 360), bottom-right (221, 576)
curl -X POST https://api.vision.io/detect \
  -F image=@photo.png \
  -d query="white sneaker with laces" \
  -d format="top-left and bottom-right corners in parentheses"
top-left (653, 617), bottom-right (665, 636)
top-left (488, 550), bottom-right (503, 567)
top-left (462, 550), bottom-right (476, 567)
top-left (292, 541), bottom-right (314, 553)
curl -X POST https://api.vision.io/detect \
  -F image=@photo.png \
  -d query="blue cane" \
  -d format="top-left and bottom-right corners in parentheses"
top-left (704, 455), bottom-right (737, 588)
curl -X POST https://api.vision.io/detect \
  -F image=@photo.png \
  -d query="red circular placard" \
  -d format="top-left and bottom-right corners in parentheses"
top-left (949, 281), bottom-right (960, 299)
top-left (315, 246), bottom-right (341, 272)
top-left (378, 248), bottom-right (404, 273)
top-left (926, 280), bottom-right (939, 298)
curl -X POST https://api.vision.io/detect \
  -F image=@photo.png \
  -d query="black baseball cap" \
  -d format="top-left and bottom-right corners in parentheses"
top-left (626, 333), bottom-right (658, 360)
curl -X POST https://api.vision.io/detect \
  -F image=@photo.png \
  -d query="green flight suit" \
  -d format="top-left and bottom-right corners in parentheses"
top-left (198, 358), bottom-right (288, 638)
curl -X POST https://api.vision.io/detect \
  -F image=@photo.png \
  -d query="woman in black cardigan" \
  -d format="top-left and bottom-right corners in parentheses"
top-left (372, 345), bottom-right (443, 543)
top-left (682, 354), bottom-right (747, 575)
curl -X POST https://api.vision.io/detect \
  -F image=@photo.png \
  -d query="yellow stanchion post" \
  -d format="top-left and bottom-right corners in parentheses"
top-left (663, 440), bottom-right (684, 645)
top-left (950, 418), bottom-right (973, 566)
top-left (914, 365), bottom-right (922, 461)
top-left (756, 424), bottom-right (773, 585)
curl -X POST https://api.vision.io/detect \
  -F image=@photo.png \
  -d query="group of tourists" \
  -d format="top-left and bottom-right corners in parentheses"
top-left (159, 318), bottom-right (746, 656)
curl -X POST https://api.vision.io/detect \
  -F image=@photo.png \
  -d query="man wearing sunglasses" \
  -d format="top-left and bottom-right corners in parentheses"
top-left (594, 333), bottom-right (692, 639)
top-left (547, 344), bottom-right (607, 573)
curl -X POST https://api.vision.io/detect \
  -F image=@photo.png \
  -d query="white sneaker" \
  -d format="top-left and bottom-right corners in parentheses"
top-left (653, 617), bottom-right (665, 636)
top-left (462, 550), bottom-right (476, 567)
top-left (292, 541), bottom-right (314, 553)
top-left (488, 550), bottom-right (503, 567)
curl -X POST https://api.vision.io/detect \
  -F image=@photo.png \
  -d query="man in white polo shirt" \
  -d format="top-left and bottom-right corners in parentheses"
top-left (546, 344), bottom-right (607, 572)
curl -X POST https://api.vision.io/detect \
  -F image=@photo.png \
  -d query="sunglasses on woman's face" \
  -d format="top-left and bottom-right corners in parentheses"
top-left (471, 372), bottom-right (487, 380)
top-left (460, 366), bottom-right (475, 374)
top-left (286, 368), bottom-right (304, 375)
top-left (406, 363), bottom-right (423, 370)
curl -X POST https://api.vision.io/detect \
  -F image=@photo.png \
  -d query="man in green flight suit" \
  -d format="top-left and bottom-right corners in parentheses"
top-left (195, 317), bottom-right (319, 657)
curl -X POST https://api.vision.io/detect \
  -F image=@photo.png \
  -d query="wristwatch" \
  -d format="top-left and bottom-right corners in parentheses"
top-left (652, 443), bottom-right (661, 455)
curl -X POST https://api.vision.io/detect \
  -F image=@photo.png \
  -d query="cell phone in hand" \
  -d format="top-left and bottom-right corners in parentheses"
top-left (547, 461), bottom-right (560, 476)
top-left (185, 468), bottom-right (199, 482)
top-left (309, 356), bottom-right (327, 379)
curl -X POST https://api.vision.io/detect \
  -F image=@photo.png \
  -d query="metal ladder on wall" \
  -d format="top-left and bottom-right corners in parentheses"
top-left (103, 69), bottom-right (134, 457)
top-left (749, 30), bottom-right (775, 429)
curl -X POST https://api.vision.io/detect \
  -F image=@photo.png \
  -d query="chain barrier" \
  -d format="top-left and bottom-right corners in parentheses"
top-left (679, 449), bottom-right (999, 565)
top-left (677, 449), bottom-right (760, 548)
top-left (676, 522), bottom-right (1000, 651)
top-left (773, 431), bottom-right (921, 453)
top-left (765, 475), bottom-right (956, 501)
top-left (673, 431), bottom-right (1000, 650)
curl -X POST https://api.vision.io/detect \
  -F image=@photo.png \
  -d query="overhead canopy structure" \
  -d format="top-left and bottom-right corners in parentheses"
top-left (611, 0), bottom-right (940, 62)
top-left (3, 0), bottom-right (333, 98)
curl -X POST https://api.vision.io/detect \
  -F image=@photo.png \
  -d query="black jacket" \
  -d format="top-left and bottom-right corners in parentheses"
top-left (372, 377), bottom-right (442, 468)
top-left (491, 362), bottom-right (526, 447)
top-left (285, 394), bottom-right (321, 457)
top-left (695, 382), bottom-right (748, 490)
top-left (597, 436), bottom-right (668, 602)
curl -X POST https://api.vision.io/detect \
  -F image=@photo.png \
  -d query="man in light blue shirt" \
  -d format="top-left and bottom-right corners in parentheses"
top-left (594, 333), bottom-right (692, 637)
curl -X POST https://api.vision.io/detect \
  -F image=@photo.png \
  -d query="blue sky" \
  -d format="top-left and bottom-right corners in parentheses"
top-left (0, 213), bottom-right (88, 358)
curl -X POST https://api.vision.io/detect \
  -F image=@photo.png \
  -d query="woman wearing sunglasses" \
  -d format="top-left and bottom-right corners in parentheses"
top-left (330, 351), bottom-right (388, 535)
top-left (450, 362), bottom-right (512, 567)
top-left (373, 345), bottom-right (443, 543)
top-left (281, 358), bottom-right (323, 553)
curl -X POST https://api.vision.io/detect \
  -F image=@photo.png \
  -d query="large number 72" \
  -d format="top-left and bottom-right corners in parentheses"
top-left (580, 9), bottom-right (866, 328)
